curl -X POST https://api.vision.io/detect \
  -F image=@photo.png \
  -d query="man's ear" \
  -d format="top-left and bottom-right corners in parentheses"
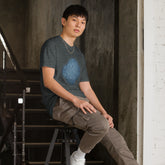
top-left (61, 17), bottom-right (66, 27)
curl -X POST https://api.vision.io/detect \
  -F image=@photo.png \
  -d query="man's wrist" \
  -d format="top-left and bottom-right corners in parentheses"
top-left (101, 110), bottom-right (108, 115)
top-left (71, 96), bottom-right (79, 104)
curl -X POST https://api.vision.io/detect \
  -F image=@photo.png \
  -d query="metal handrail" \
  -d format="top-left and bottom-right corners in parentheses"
top-left (0, 26), bottom-right (27, 86)
top-left (0, 26), bottom-right (20, 71)
top-left (0, 27), bottom-right (27, 164)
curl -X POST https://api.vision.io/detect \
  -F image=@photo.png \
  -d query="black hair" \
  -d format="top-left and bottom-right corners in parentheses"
top-left (62, 5), bottom-right (88, 23)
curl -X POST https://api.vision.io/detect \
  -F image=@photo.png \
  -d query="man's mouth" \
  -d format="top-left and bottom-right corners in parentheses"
top-left (74, 29), bottom-right (80, 33)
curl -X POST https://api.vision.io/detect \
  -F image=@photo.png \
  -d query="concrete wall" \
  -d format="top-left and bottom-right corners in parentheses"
top-left (0, 0), bottom-right (26, 68)
top-left (118, 0), bottom-right (137, 157)
top-left (143, 0), bottom-right (165, 164)
top-left (82, 0), bottom-right (115, 115)
top-left (24, 0), bottom-right (81, 68)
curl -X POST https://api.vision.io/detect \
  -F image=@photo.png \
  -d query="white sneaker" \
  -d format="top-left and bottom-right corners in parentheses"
top-left (70, 151), bottom-right (85, 165)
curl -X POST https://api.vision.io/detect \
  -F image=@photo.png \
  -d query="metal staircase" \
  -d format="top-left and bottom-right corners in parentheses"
top-left (0, 70), bottom-right (105, 165)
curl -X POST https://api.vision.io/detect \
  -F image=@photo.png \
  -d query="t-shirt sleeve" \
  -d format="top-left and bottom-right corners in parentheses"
top-left (80, 56), bottom-right (89, 82)
top-left (40, 40), bottom-right (56, 68)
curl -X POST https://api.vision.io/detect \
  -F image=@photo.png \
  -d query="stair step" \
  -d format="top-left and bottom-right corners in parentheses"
top-left (2, 84), bottom-right (41, 94)
top-left (0, 79), bottom-right (21, 82)
top-left (15, 138), bottom-right (77, 145)
top-left (15, 125), bottom-right (80, 143)
top-left (17, 142), bottom-right (62, 146)
top-left (25, 108), bottom-right (47, 112)
top-left (28, 161), bottom-right (61, 165)
top-left (1, 69), bottom-right (106, 164)
top-left (0, 69), bottom-right (40, 81)
top-left (87, 161), bottom-right (104, 164)
top-left (3, 97), bottom-right (44, 109)
top-left (15, 111), bottom-right (60, 124)
top-left (0, 79), bottom-right (40, 83)
top-left (27, 142), bottom-right (76, 146)
top-left (17, 125), bottom-right (68, 128)
top-left (6, 93), bottom-right (42, 97)
top-left (27, 161), bottom-right (104, 164)
top-left (9, 108), bottom-right (47, 112)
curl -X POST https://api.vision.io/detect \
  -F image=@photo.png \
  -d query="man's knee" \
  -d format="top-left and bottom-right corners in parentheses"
top-left (89, 115), bottom-right (109, 136)
top-left (99, 119), bottom-right (109, 134)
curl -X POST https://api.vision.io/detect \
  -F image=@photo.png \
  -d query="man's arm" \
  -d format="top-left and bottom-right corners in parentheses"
top-left (79, 81), bottom-right (114, 128)
top-left (42, 66), bottom-right (96, 114)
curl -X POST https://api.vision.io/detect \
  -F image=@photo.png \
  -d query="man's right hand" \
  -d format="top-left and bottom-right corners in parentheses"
top-left (72, 97), bottom-right (97, 114)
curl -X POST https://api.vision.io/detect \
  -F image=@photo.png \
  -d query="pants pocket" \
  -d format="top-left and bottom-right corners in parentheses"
top-left (53, 98), bottom-right (78, 123)
top-left (72, 111), bottom-right (90, 130)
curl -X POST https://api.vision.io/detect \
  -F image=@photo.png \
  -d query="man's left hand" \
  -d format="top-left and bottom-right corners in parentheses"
top-left (102, 113), bottom-right (114, 128)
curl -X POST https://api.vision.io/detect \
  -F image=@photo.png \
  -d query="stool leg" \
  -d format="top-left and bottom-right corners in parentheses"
top-left (73, 128), bottom-right (80, 145)
top-left (45, 128), bottom-right (59, 165)
top-left (64, 129), bottom-right (70, 165)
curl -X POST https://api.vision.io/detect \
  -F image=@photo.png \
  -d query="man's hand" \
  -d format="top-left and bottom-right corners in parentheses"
top-left (102, 113), bottom-right (114, 128)
top-left (72, 97), bottom-right (96, 114)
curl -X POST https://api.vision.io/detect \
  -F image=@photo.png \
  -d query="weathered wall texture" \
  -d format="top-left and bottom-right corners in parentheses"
top-left (0, 0), bottom-right (26, 68)
top-left (143, 0), bottom-right (165, 164)
top-left (82, 0), bottom-right (115, 115)
top-left (118, 0), bottom-right (137, 157)
top-left (24, 0), bottom-right (81, 68)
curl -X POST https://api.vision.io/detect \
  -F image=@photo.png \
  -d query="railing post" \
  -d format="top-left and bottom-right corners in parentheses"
top-left (2, 50), bottom-right (7, 116)
top-left (22, 89), bottom-right (26, 164)
top-left (2, 50), bottom-right (6, 71)
top-left (13, 115), bottom-right (17, 165)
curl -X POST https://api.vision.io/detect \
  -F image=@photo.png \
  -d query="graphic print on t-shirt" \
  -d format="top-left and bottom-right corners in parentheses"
top-left (62, 58), bottom-right (80, 85)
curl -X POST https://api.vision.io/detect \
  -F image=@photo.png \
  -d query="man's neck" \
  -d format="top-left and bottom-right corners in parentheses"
top-left (60, 33), bottom-right (76, 46)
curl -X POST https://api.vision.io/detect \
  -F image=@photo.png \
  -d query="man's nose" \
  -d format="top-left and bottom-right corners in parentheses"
top-left (76, 21), bottom-right (80, 27)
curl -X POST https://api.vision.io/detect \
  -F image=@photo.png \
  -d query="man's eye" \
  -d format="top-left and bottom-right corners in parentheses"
top-left (73, 19), bottom-right (76, 21)
top-left (82, 22), bottom-right (86, 24)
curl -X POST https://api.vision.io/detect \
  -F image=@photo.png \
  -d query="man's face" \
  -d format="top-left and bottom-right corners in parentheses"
top-left (62, 15), bottom-right (86, 38)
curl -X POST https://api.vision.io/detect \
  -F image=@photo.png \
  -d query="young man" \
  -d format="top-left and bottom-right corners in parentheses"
top-left (40, 5), bottom-right (139, 165)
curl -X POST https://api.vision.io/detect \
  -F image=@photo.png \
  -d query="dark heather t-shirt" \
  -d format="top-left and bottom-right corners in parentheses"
top-left (40, 36), bottom-right (89, 116)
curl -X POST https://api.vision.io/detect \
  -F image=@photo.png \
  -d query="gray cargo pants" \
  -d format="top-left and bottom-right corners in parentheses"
top-left (52, 97), bottom-right (138, 165)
